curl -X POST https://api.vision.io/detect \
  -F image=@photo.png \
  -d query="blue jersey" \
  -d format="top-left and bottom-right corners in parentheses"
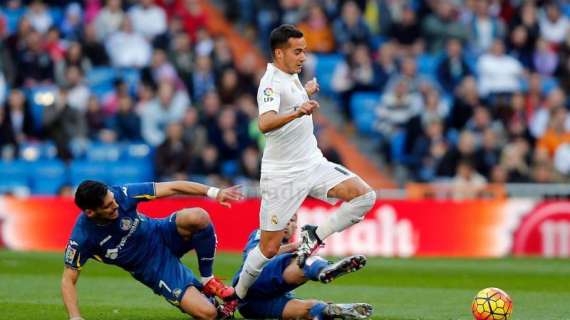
top-left (64, 183), bottom-right (158, 276)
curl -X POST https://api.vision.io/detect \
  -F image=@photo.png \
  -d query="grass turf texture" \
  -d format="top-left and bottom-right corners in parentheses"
top-left (1, 250), bottom-right (569, 319)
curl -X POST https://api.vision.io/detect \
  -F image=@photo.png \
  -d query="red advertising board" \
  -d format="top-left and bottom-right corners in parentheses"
top-left (0, 197), bottom-right (568, 257)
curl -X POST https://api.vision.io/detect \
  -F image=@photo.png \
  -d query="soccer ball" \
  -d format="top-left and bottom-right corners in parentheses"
top-left (471, 287), bottom-right (513, 320)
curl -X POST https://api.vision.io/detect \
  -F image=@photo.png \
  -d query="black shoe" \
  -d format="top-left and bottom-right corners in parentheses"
top-left (217, 293), bottom-right (239, 319)
top-left (318, 255), bottom-right (367, 283)
top-left (296, 225), bottom-right (323, 267)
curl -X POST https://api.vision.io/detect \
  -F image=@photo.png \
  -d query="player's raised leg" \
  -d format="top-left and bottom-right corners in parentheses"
top-left (298, 175), bottom-right (376, 267)
top-left (173, 208), bottom-right (234, 300)
top-left (178, 286), bottom-right (217, 320)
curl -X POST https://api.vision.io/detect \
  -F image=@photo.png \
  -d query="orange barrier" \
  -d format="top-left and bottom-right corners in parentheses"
top-left (406, 183), bottom-right (507, 200)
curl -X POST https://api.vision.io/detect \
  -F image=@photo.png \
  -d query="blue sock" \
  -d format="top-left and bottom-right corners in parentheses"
top-left (191, 223), bottom-right (216, 278)
top-left (302, 256), bottom-right (330, 281)
top-left (309, 302), bottom-right (328, 320)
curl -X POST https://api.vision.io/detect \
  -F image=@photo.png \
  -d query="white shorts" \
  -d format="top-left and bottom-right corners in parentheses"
top-left (259, 160), bottom-right (356, 231)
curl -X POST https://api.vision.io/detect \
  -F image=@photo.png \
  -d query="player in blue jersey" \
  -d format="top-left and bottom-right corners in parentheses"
top-left (61, 180), bottom-right (243, 320)
top-left (223, 214), bottom-right (373, 319)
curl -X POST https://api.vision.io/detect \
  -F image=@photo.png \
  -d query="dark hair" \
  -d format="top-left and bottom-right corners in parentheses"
top-left (270, 24), bottom-right (304, 57)
top-left (74, 180), bottom-right (108, 210)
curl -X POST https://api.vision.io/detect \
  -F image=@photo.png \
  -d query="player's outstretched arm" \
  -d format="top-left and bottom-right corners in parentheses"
top-left (258, 100), bottom-right (319, 133)
top-left (61, 266), bottom-right (83, 320)
top-left (155, 181), bottom-right (243, 207)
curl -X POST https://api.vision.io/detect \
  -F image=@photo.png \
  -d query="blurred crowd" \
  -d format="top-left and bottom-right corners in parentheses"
top-left (0, 0), bottom-right (289, 190)
top-left (224, 0), bottom-right (570, 191)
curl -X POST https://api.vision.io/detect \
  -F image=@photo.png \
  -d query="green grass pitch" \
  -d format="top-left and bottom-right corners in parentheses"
top-left (1, 250), bottom-right (569, 319)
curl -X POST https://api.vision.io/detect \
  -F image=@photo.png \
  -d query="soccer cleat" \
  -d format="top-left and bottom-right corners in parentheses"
top-left (202, 277), bottom-right (235, 301)
top-left (296, 224), bottom-right (323, 267)
top-left (323, 303), bottom-right (373, 319)
top-left (217, 294), bottom-right (239, 319)
top-left (318, 255), bottom-right (367, 284)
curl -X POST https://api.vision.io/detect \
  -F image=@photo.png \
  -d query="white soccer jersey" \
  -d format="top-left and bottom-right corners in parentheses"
top-left (257, 63), bottom-right (324, 174)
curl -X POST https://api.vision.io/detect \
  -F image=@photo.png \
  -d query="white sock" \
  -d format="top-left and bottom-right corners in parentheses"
top-left (316, 191), bottom-right (376, 240)
top-left (235, 245), bottom-right (270, 299)
top-left (201, 276), bottom-right (214, 285)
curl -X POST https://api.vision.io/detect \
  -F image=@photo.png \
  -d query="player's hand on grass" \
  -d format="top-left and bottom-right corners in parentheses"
top-left (217, 185), bottom-right (244, 208)
top-left (69, 317), bottom-right (85, 320)
top-left (297, 100), bottom-right (320, 117)
top-left (305, 77), bottom-right (320, 96)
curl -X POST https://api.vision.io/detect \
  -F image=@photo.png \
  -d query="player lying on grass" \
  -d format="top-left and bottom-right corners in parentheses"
top-left (221, 214), bottom-right (373, 319)
top-left (61, 180), bottom-right (242, 320)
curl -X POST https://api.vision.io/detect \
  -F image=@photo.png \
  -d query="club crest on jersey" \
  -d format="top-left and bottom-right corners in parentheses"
top-left (263, 88), bottom-right (274, 103)
top-left (271, 214), bottom-right (278, 225)
top-left (120, 218), bottom-right (132, 231)
top-left (65, 245), bottom-right (77, 264)
top-left (173, 288), bottom-right (182, 299)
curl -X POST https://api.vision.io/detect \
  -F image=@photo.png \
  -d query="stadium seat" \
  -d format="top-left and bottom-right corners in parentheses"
top-left (85, 142), bottom-right (121, 162)
top-left (417, 53), bottom-right (441, 76)
top-left (314, 54), bottom-right (344, 96)
top-left (86, 67), bottom-right (118, 98)
top-left (30, 159), bottom-right (68, 195)
top-left (26, 86), bottom-right (58, 134)
top-left (0, 160), bottom-right (30, 194)
top-left (119, 143), bottom-right (152, 161)
top-left (350, 92), bottom-right (382, 136)
top-left (1, 7), bottom-right (24, 34)
top-left (19, 142), bottom-right (58, 161)
top-left (108, 161), bottom-right (153, 185)
top-left (117, 68), bottom-right (141, 95)
top-left (221, 160), bottom-right (239, 178)
top-left (69, 160), bottom-right (110, 187)
top-left (390, 130), bottom-right (411, 165)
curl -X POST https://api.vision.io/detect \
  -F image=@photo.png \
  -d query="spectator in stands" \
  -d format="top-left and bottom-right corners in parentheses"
top-left (332, 1), bottom-right (371, 54)
top-left (384, 56), bottom-right (436, 96)
top-left (65, 65), bottom-right (90, 112)
top-left (102, 79), bottom-right (129, 115)
top-left (500, 137), bottom-right (531, 182)
top-left (332, 43), bottom-right (382, 120)
top-left (217, 68), bottom-right (241, 105)
top-left (55, 42), bottom-right (92, 87)
top-left (553, 143), bottom-right (570, 177)
top-left (5, 16), bottom-right (32, 62)
top-left (465, 106), bottom-right (505, 148)
top-left (437, 130), bottom-right (477, 177)
top-left (191, 55), bottom-right (216, 103)
top-left (530, 88), bottom-right (569, 139)
top-left (141, 81), bottom-right (189, 146)
top-left (60, 2), bottom-right (83, 41)
top-left (155, 122), bottom-right (191, 181)
top-left (109, 95), bottom-right (142, 142)
top-left (0, 106), bottom-right (17, 159)
top-left (477, 39), bottom-right (524, 97)
top-left (1, 89), bottom-right (35, 155)
top-left (106, 17), bottom-right (152, 68)
top-left (388, 6), bottom-right (421, 55)
top-left (468, 0), bottom-right (504, 54)
top-left (238, 145), bottom-right (261, 182)
top-left (190, 144), bottom-right (221, 178)
top-left (509, 2), bottom-right (539, 48)
top-left (144, 48), bottom-right (183, 90)
top-left (209, 108), bottom-right (249, 162)
top-left (297, 3), bottom-right (335, 54)
top-left (474, 128), bottom-right (502, 179)
top-left (437, 38), bottom-right (472, 93)
top-left (128, 0), bottom-right (167, 40)
top-left (181, 107), bottom-right (207, 157)
top-left (422, 1), bottom-right (468, 53)
top-left (44, 27), bottom-right (66, 63)
top-left (489, 164), bottom-right (508, 184)
top-left (538, 2), bottom-right (569, 46)
top-left (43, 88), bottom-right (87, 160)
top-left (507, 25), bottom-right (535, 70)
top-left (16, 30), bottom-right (55, 87)
top-left (178, 0), bottom-right (208, 42)
top-left (85, 95), bottom-right (106, 140)
top-left (81, 23), bottom-right (110, 66)
top-left (168, 32), bottom-right (194, 90)
top-left (533, 38), bottom-right (558, 76)
top-left (94, 0), bottom-right (124, 41)
top-left (411, 118), bottom-right (448, 182)
top-left (25, 0), bottom-right (53, 34)
top-left (536, 107), bottom-right (570, 159)
top-left (452, 158), bottom-right (487, 200)
top-left (373, 42), bottom-right (398, 91)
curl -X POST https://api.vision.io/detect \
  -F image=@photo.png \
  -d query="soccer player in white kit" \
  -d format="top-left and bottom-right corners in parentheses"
top-left (220, 24), bottom-right (377, 317)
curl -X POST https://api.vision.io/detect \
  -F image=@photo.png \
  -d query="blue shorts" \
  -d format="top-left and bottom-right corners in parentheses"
top-left (136, 213), bottom-right (202, 307)
top-left (239, 253), bottom-right (298, 319)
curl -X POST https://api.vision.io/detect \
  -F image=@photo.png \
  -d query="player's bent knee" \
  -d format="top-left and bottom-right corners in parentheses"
top-left (177, 208), bottom-right (211, 229)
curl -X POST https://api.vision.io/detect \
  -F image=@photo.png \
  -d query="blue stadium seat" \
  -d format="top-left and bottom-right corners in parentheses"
top-left (30, 159), bottom-right (67, 194)
top-left (314, 54), bottom-right (344, 96)
top-left (48, 7), bottom-right (63, 27)
top-left (117, 68), bottom-right (141, 95)
top-left (119, 143), bottom-right (152, 161)
top-left (1, 8), bottom-right (24, 34)
top-left (86, 67), bottom-right (117, 98)
top-left (85, 142), bottom-right (121, 162)
top-left (70, 160), bottom-right (110, 187)
top-left (108, 161), bottom-right (153, 185)
top-left (19, 141), bottom-right (58, 161)
top-left (417, 54), bottom-right (441, 76)
top-left (221, 160), bottom-right (239, 178)
top-left (350, 92), bottom-right (381, 136)
top-left (0, 160), bottom-right (30, 194)
top-left (390, 130), bottom-right (411, 165)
